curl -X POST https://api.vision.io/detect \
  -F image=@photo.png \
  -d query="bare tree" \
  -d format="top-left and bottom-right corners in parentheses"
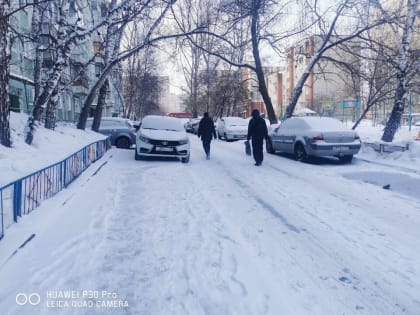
top-left (209, 68), bottom-right (248, 117)
top-left (76, 0), bottom-right (209, 130)
top-left (25, 0), bottom-right (137, 144)
top-left (381, 0), bottom-right (419, 142)
top-left (123, 46), bottom-right (162, 119)
top-left (31, 0), bottom-right (42, 102)
top-left (173, 0), bottom-right (284, 124)
top-left (284, 0), bottom-right (388, 119)
top-left (0, 0), bottom-right (11, 147)
top-left (91, 0), bottom-right (123, 132)
top-left (175, 0), bottom-right (208, 118)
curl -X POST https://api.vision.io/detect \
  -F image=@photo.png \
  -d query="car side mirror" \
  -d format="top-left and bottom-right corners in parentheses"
top-left (133, 124), bottom-right (140, 131)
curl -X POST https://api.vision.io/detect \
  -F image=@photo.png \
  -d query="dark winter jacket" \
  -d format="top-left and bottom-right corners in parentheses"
top-left (247, 110), bottom-right (268, 141)
top-left (198, 116), bottom-right (216, 140)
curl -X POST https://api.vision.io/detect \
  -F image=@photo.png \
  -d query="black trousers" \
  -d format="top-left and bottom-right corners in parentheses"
top-left (202, 137), bottom-right (212, 155)
top-left (251, 138), bottom-right (264, 164)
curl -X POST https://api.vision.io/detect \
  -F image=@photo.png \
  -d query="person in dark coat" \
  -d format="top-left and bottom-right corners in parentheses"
top-left (247, 109), bottom-right (268, 166)
top-left (198, 112), bottom-right (217, 160)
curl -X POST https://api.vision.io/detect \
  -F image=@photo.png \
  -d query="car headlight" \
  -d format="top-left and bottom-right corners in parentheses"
top-left (179, 138), bottom-right (189, 145)
top-left (139, 135), bottom-right (150, 143)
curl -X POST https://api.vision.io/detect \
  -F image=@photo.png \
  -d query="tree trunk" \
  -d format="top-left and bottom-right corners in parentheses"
top-left (25, 9), bottom-right (70, 144)
top-left (250, 0), bottom-right (277, 124)
top-left (0, 0), bottom-right (11, 147)
top-left (44, 85), bottom-right (60, 129)
top-left (31, 0), bottom-right (41, 101)
top-left (92, 79), bottom-right (109, 131)
top-left (285, 68), bottom-right (312, 118)
top-left (381, 77), bottom-right (406, 141)
top-left (352, 102), bottom-right (373, 130)
top-left (381, 0), bottom-right (418, 142)
top-left (25, 59), bottom-right (66, 143)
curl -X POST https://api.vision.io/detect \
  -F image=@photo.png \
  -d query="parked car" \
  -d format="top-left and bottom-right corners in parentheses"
top-left (135, 115), bottom-right (190, 163)
top-left (192, 119), bottom-right (200, 134)
top-left (185, 118), bottom-right (201, 133)
top-left (86, 117), bottom-right (136, 149)
top-left (266, 116), bottom-right (361, 163)
top-left (216, 117), bottom-right (248, 141)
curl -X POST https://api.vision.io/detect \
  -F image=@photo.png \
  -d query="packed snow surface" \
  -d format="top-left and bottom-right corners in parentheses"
top-left (0, 114), bottom-right (419, 314)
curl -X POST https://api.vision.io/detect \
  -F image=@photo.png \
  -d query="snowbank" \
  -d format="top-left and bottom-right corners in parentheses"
top-left (0, 113), bottom-right (106, 187)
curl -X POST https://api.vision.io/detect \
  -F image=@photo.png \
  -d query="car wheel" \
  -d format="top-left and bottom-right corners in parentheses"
top-left (181, 155), bottom-right (190, 163)
top-left (224, 133), bottom-right (233, 142)
top-left (339, 155), bottom-right (353, 163)
top-left (134, 150), bottom-right (142, 160)
top-left (266, 139), bottom-right (275, 154)
top-left (116, 137), bottom-right (130, 149)
top-left (294, 143), bottom-right (308, 162)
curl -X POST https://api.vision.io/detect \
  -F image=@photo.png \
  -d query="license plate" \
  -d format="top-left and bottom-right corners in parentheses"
top-left (333, 146), bottom-right (349, 151)
top-left (156, 147), bottom-right (173, 152)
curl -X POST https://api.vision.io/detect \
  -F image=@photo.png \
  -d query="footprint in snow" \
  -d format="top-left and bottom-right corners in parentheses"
top-left (339, 276), bottom-right (351, 284)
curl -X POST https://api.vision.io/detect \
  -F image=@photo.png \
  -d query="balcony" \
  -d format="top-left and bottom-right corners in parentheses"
top-left (72, 77), bottom-right (89, 95)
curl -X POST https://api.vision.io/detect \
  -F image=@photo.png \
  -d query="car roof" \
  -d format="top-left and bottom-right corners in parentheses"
top-left (87, 117), bottom-right (129, 121)
top-left (289, 116), bottom-right (348, 130)
top-left (221, 116), bottom-right (245, 120)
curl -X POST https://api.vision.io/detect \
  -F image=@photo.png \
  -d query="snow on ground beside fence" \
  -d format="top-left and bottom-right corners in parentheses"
top-left (0, 113), bottom-right (106, 187)
top-left (353, 120), bottom-right (420, 170)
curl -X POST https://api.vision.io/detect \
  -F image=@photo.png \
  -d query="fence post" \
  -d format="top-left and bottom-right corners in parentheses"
top-left (13, 181), bottom-right (22, 222)
top-left (63, 159), bottom-right (68, 188)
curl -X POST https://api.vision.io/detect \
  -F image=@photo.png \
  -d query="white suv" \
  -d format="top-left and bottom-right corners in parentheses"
top-left (216, 117), bottom-right (249, 141)
top-left (135, 115), bottom-right (190, 163)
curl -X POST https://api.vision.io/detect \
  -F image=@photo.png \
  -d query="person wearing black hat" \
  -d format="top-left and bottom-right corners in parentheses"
top-left (197, 112), bottom-right (217, 160)
top-left (247, 109), bottom-right (268, 166)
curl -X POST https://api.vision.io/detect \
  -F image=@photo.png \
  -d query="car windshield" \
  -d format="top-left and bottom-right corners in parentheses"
top-left (141, 116), bottom-right (185, 132)
top-left (224, 118), bottom-right (248, 126)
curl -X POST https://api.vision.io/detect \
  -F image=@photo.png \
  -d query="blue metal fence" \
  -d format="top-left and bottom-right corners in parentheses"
top-left (0, 138), bottom-right (111, 240)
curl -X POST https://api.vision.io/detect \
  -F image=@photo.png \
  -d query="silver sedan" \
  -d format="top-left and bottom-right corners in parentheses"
top-left (266, 116), bottom-right (361, 163)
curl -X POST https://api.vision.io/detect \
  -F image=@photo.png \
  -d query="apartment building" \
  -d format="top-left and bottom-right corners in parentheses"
top-left (368, 0), bottom-right (420, 121)
top-left (242, 66), bottom-right (283, 118)
top-left (283, 35), bottom-right (360, 119)
top-left (9, 0), bottom-right (123, 122)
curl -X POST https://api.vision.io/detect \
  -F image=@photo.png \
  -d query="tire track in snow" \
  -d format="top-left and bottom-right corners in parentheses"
top-left (203, 147), bottom-right (416, 311)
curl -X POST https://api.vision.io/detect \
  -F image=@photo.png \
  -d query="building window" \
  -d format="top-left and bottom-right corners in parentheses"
top-left (95, 63), bottom-right (103, 77)
top-left (69, 0), bottom-right (77, 17)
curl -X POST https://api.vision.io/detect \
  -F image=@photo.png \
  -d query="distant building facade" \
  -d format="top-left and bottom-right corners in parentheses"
top-left (242, 66), bottom-right (283, 118)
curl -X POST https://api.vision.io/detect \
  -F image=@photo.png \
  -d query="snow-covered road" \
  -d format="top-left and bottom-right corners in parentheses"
top-left (1, 136), bottom-right (420, 315)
